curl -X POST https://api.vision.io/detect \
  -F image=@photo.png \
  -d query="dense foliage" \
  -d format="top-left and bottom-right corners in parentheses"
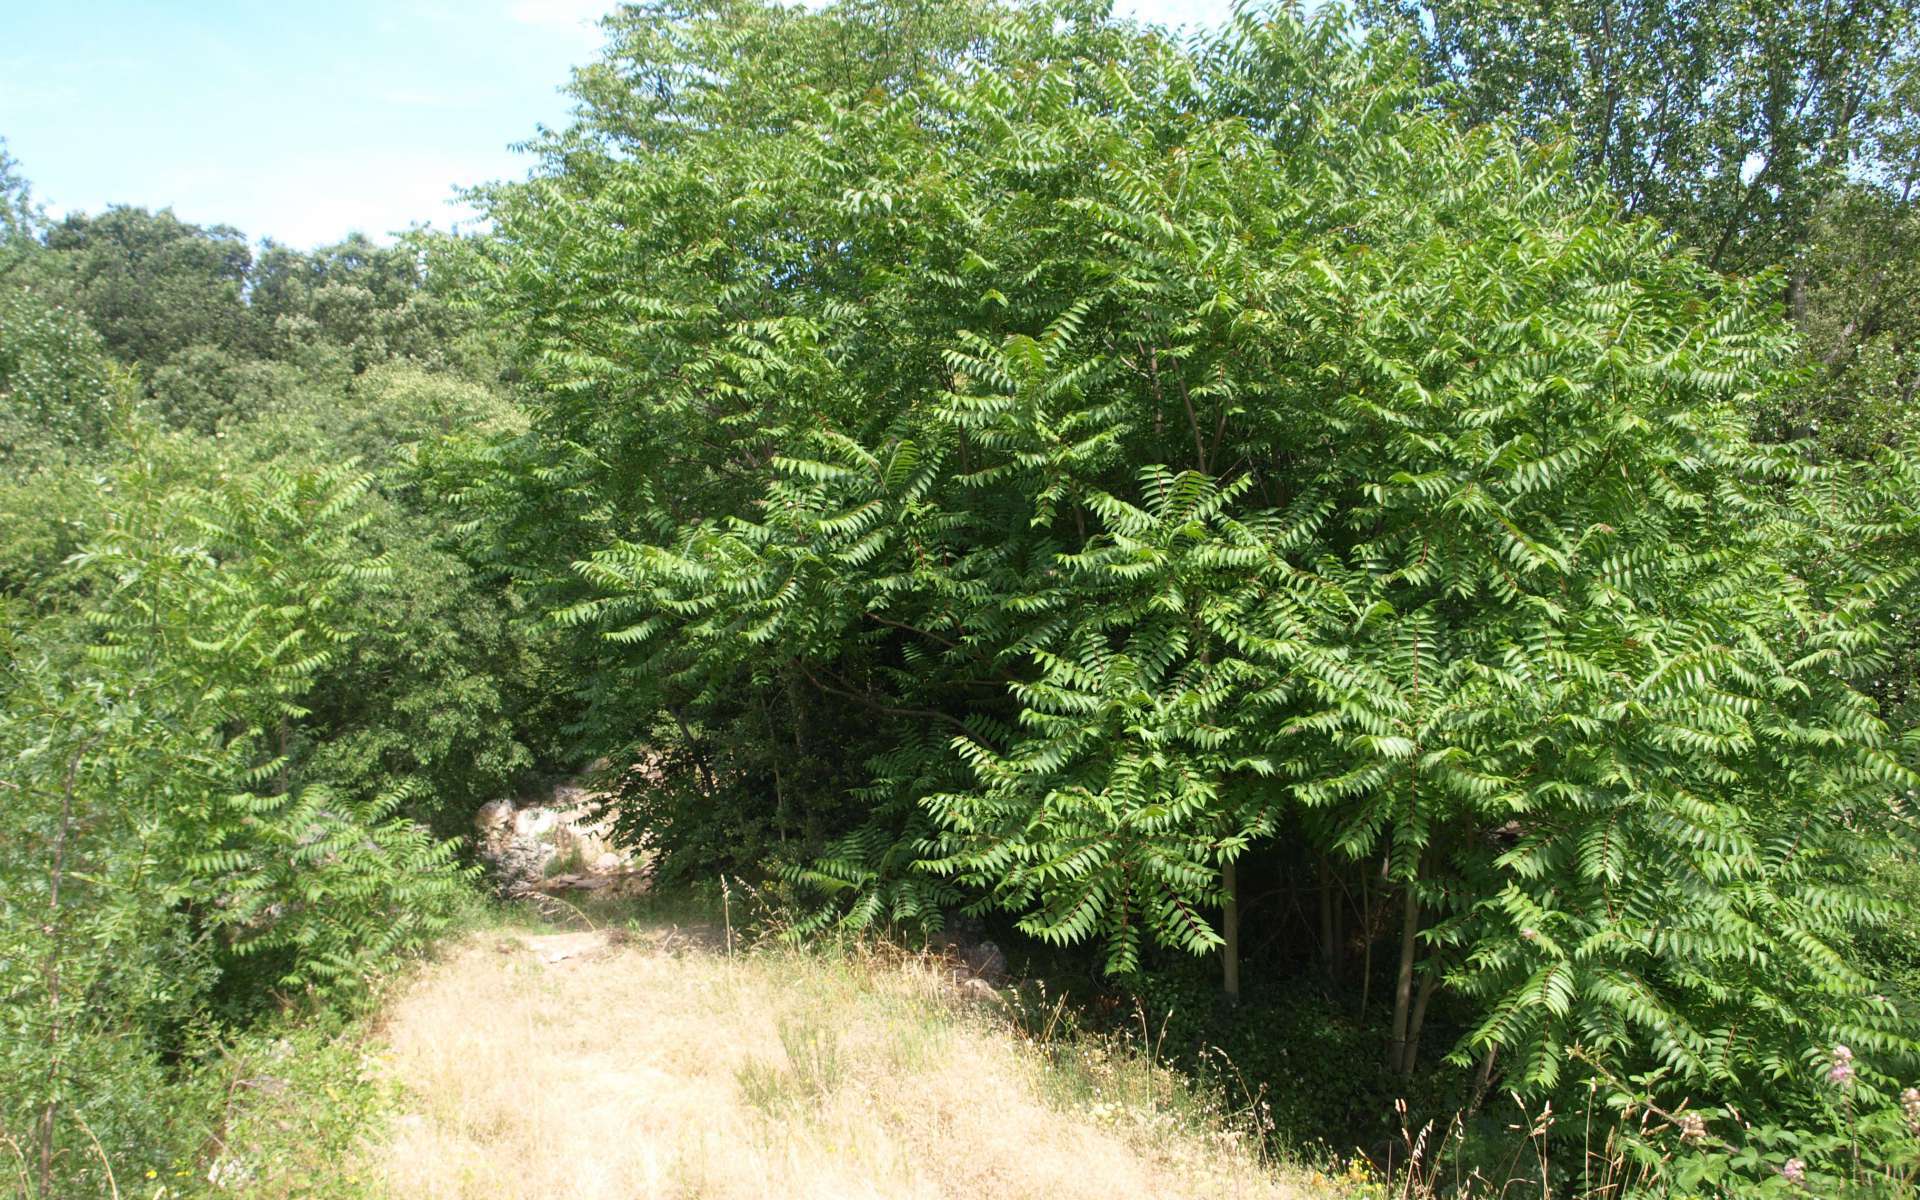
top-left (1356, 0), bottom-right (1917, 274)
top-left (7, 0), bottom-right (1920, 1194)
top-left (0, 143), bottom-right (563, 1195)
top-left (452, 1), bottom-right (1920, 1193)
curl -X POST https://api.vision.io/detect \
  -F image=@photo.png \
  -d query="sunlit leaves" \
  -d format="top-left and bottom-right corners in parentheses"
top-left (468, 0), bottom-right (1920, 1120)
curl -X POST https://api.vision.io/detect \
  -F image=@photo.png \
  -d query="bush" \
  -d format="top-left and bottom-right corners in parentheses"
top-left (463, 0), bottom-right (1920, 1171)
top-left (0, 446), bottom-right (471, 1194)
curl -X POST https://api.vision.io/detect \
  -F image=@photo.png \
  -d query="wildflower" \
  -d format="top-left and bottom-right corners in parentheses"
top-left (1828, 1044), bottom-right (1855, 1088)
top-left (1677, 1112), bottom-right (1706, 1142)
top-left (1519, 927), bottom-right (1537, 941)
top-left (1902, 1086), bottom-right (1920, 1134)
top-left (1781, 1157), bottom-right (1806, 1186)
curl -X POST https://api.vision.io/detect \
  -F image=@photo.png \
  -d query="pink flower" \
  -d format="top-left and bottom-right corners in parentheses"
top-left (1781, 1158), bottom-right (1806, 1186)
top-left (1827, 1045), bottom-right (1855, 1088)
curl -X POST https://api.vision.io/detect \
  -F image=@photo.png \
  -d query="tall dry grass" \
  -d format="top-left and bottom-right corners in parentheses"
top-left (370, 921), bottom-right (1324, 1200)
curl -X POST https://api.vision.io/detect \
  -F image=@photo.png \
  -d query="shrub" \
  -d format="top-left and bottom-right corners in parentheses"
top-left (0, 447), bottom-right (470, 1194)
top-left (464, 0), bottom-right (1920, 1157)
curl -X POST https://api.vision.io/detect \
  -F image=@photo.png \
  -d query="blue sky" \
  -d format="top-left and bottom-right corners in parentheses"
top-left (1, 0), bottom-right (1232, 249)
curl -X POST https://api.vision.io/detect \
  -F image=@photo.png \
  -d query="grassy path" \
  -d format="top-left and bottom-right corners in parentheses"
top-left (357, 916), bottom-right (1322, 1199)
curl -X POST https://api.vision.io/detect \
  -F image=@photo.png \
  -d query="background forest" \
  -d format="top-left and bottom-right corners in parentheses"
top-left (5, 1), bottom-right (1920, 1196)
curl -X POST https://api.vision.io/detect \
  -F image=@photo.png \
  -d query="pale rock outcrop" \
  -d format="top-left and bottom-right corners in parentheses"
top-left (473, 777), bottom-right (648, 898)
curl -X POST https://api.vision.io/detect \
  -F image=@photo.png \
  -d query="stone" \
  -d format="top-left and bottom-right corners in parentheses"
top-left (475, 798), bottom-right (515, 837)
top-left (474, 773), bottom-right (657, 898)
top-left (960, 939), bottom-right (1007, 984)
top-left (514, 807), bottom-right (559, 839)
top-left (932, 931), bottom-right (1009, 986)
top-left (474, 798), bottom-right (553, 896)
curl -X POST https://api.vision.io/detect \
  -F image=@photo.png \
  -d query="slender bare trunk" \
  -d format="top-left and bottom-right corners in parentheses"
top-left (667, 704), bottom-right (718, 797)
top-left (1358, 869), bottom-right (1374, 1019)
top-left (1283, 863), bottom-right (1299, 959)
top-left (1318, 856), bottom-right (1337, 983)
top-left (1469, 1045), bottom-right (1500, 1116)
top-left (1221, 859), bottom-right (1240, 1005)
top-left (756, 694), bottom-right (788, 843)
top-left (1388, 874), bottom-right (1420, 1074)
top-left (1402, 962), bottom-right (1440, 1077)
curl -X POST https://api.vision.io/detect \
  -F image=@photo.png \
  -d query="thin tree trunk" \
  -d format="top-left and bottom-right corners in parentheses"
top-left (1469, 1045), bottom-right (1500, 1116)
top-left (1221, 858), bottom-right (1241, 1005)
top-left (1388, 873), bottom-right (1420, 1074)
top-left (1319, 855), bottom-right (1336, 984)
top-left (1282, 861), bottom-right (1301, 962)
top-left (667, 703), bottom-right (718, 798)
top-left (1358, 871), bottom-right (1373, 1019)
top-left (757, 694), bottom-right (788, 843)
top-left (1401, 962), bottom-right (1440, 1078)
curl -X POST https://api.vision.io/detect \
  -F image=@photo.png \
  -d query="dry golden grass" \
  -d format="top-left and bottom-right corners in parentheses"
top-left (368, 921), bottom-right (1325, 1200)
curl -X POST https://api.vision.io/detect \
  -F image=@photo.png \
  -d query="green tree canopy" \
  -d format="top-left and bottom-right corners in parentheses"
top-left (461, 0), bottom-right (1920, 1127)
top-left (1356, 0), bottom-right (1918, 274)
top-left (28, 206), bottom-right (258, 368)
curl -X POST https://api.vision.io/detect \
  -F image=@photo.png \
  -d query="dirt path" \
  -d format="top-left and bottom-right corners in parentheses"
top-left (368, 923), bottom-right (1317, 1200)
